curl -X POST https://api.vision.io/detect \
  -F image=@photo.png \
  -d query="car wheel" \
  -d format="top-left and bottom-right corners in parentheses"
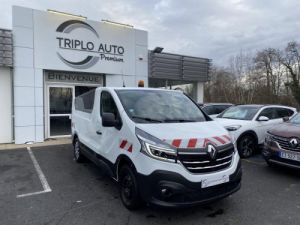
top-left (237, 135), bottom-right (256, 158)
top-left (119, 165), bottom-right (142, 210)
top-left (73, 138), bottom-right (85, 163)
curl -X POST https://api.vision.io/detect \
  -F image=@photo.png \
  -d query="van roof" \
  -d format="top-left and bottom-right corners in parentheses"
top-left (97, 87), bottom-right (181, 92)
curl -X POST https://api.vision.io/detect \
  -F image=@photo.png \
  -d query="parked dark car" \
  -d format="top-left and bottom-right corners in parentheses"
top-left (263, 113), bottom-right (300, 169)
top-left (200, 103), bottom-right (233, 118)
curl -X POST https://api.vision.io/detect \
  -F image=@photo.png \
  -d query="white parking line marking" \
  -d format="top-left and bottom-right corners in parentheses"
top-left (17, 147), bottom-right (52, 198)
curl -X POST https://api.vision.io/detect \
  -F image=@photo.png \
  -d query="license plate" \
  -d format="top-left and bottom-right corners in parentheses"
top-left (279, 151), bottom-right (300, 162)
top-left (201, 175), bottom-right (229, 188)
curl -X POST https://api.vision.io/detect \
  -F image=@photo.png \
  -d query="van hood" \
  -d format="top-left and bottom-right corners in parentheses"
top-left (136, 121), bottom-right (231, 148)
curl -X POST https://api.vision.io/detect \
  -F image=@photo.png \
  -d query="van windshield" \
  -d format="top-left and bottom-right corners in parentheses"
top-left (116, 89), bottom-right (207, 123)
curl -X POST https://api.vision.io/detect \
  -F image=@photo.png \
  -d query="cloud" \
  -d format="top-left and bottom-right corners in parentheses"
top-left (0, 0), bottom-right (300, 66)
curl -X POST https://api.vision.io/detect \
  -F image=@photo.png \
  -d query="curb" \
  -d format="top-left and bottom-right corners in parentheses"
top-left (0, 138), bottom-right (72, 150)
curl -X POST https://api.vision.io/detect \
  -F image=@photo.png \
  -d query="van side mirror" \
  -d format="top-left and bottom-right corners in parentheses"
top-left (283, 116), bottom-right (289, 122)
top-left (258, 116), bottom-right (269, 122)
top-left (102, 113), bottom-right (117, 127)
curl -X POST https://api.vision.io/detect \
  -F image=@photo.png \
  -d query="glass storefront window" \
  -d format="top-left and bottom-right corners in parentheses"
top-left (50, 116), bottom-right (71, 136)
top-left (49, 87), bottom-right (72, 114)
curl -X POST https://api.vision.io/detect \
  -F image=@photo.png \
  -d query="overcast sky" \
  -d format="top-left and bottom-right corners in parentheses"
top-left (1, 0), bottom-right (300, 65)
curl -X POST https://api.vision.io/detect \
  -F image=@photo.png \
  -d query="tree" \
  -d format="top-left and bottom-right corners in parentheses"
top-left (254, 48), bottom-right (284, 103)
top-left (204, 43), bottom-right (300, 109)
top-left (204, 66), bottom-right (236, 103)
top-left (277, 42), bottom-right (300, 106)
top-left (228, 50), bottom-right (257, 104)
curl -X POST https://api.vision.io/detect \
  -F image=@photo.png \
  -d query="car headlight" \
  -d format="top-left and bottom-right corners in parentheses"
top-left (265, 132), bottom-right (272, 143)
top-left (135, 127), bottom-right (177, 163)
top-left (225, 125), bottom-right (241, 132)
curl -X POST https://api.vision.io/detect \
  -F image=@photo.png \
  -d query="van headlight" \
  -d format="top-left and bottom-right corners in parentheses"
top-left (135, 127), bottom-right (177, 163)
top-left (229, 135), bottom-right (238, 153)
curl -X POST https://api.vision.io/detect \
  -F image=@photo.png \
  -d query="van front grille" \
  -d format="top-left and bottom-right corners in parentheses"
top-left (177, 145), bottom-right (234, 174)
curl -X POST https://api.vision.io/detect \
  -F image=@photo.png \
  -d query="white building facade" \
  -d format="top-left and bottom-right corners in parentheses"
top-left (0, 6), bottom-right (210, 144)
top-left (12, 6), bottom-right (148, 144)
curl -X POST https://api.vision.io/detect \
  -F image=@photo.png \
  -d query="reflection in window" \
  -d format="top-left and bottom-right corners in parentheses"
top-left (149, 79), bottom-right (197, 101)
top-left (49, 87), bottom-right (72, 114)
top-left (50, 116), bottom-right (71, 136)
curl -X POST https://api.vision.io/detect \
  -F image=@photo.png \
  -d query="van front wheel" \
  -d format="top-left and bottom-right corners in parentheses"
top-left (119, 165), bottom-right (142, 210)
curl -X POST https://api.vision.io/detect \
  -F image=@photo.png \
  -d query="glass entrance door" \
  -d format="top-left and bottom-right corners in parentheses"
top-left (48, 86), bottom-right (74, 137)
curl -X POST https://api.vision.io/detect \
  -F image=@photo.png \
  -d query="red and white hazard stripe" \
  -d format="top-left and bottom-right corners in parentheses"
top-left (222, 135), bottom-right (231, 142)
top-left (119, 139), bottom-right (133, 153)
top-left (165, 135), bottom-right (231, 148)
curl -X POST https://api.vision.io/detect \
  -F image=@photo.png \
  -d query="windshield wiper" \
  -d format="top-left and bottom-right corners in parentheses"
top-left (164, 119), bottom-right (196, 123)
top-left (221, 117), bottom-right (247, 120)
top-left (131, 116), bottom-right (163, 123)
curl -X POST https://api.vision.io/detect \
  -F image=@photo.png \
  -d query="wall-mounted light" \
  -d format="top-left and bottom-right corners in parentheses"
top-left (47, 9), bottom-right (87, 20)
top-left (101, 19), bottom-right (133, 28)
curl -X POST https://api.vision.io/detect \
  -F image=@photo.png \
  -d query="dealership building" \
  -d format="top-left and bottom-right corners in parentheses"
top-left (0, 6), bottom-right (211, 144)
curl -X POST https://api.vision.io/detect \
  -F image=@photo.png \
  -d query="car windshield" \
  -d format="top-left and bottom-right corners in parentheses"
top-left (218, 105), bottom-right (261, 120)
top-left (289, 113), bottom-right (300, 124)
top-left (116, 89), bottom-right (207, 123)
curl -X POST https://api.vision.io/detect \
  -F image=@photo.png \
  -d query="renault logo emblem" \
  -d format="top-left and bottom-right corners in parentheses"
top-left (289, 138), bottom-right (298, 148)
top-left (207, 144), bottom-right (217, 160)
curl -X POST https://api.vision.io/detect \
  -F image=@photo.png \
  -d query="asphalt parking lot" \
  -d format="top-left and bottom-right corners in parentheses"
top-left (0, 144), bottom-right (300, 225)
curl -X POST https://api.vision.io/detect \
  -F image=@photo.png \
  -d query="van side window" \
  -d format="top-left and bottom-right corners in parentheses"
top-left (75, 89), bottom-right (95, 113)
top-left (100, 91), bottom-right (118, 118)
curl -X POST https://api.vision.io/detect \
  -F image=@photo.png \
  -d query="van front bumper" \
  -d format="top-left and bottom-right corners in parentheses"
top-left (136, 160), bottom-right (242, 208)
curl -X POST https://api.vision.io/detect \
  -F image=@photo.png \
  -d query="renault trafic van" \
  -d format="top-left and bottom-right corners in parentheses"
top-left (71, 87), bottom-right (241, 209)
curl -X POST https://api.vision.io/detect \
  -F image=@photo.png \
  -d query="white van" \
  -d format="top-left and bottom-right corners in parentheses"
top-left (71, 87), bottom-right (241, 209)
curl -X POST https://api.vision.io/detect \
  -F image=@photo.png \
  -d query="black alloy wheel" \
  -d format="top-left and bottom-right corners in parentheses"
top-left (119, 165), bottom-right (142, 210)
top-left (238, 135), bottom-right (256, 158)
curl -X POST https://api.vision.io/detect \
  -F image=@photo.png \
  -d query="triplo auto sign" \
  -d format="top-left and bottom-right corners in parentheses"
top-left (33, 10), bottom-right (137, 74)
top-left (56, 20), bottom-right (125, 69)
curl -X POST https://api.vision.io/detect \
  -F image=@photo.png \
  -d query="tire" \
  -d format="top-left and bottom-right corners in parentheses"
top-left (73, 137), bottom-right (85, 163)
top-left (237, 134), bottom-right (257, 158)
top-left (119, 165), bottom-right (142, 210)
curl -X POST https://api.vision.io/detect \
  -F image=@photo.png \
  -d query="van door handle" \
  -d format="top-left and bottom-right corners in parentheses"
top-left (96, 131), bottom-right (102, 135)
